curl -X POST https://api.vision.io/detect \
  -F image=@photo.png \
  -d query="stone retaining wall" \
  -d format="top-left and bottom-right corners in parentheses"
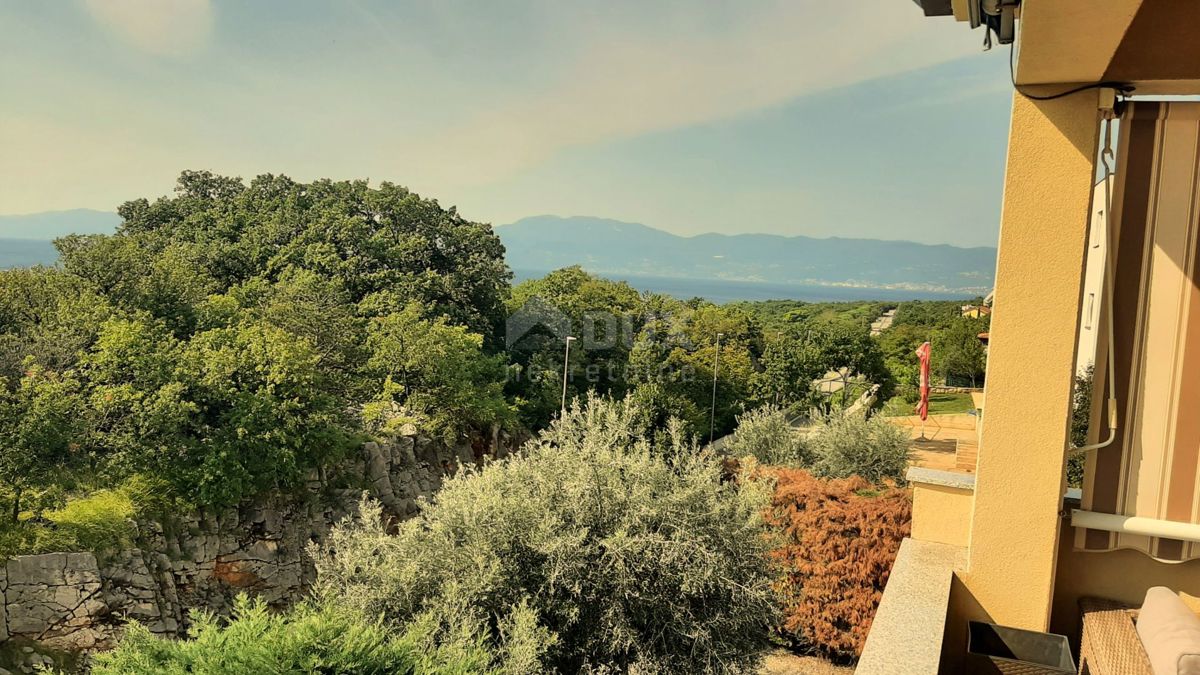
top-left (0, 429), bottom-right (516, 672)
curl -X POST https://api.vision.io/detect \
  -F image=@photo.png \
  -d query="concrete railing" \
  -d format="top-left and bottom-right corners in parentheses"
top-left (856, 538), bottom-right (966, 674)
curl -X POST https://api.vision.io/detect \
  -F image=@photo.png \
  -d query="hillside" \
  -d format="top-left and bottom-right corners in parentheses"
top-left (498, 215), bottom-right (996, 295)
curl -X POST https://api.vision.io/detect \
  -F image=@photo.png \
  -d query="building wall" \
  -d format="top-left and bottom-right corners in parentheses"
top-left (962, 91), bottom-right (1100, 631)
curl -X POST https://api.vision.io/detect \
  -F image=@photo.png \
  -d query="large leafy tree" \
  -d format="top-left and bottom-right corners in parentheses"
top-left (82, 317), bottom-right (354, 506)
top-left (0, 268), bottom-right (112, 385)
top-left (61, 171), bottom-right (512, 341)
top-left (934, 317), bottom-right (987, 387)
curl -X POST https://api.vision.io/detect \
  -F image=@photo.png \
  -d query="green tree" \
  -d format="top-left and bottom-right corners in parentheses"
top-left (0, 268), bottom-right (111, 384)
top-left (84, 319), bottom-right (353, 507)
top-left (0, 368), bottom-right (86, 521)
top-left (877, 323), bottom-right (929, 404)
top-left (934, 318), bottom-right (987, 387)
top-left (66, 171), bottom-right (512, 340)
top-left (506, 267), bottom-right (646, 428)
top-left (366, 304), bottom-right (512, 440)
top-left (628, 302), bottom-right (766, 438)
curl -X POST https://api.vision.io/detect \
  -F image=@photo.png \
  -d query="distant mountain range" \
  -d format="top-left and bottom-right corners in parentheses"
top-left (0, 210), bottom-right (996, 298)
top-left (498, 216), bottom-right (996, 295)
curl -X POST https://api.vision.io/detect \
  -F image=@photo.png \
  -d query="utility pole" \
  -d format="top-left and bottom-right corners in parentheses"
top-left (709, 332), bottom-right (724, 444)
top-left (561, 335), bottom-right (577, 415)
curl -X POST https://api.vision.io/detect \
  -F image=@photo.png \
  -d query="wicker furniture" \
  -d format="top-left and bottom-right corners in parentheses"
top-left (1078, 598), bottom-right (1153, 675)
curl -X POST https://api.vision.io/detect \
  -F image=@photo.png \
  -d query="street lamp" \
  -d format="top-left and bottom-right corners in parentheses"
top-left (709, 332), bottom-right (724, 444)
top-left (561, 336), bottom-right (577, 414)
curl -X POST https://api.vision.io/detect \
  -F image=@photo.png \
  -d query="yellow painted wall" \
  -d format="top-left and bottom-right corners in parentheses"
top-left (962, 91), bottom-right (1101, 631)
top-left (912, 484), bottom-right (973, 547)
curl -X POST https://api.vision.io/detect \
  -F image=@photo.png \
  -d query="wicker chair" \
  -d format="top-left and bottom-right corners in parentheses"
top-left (1078, 598), bottom-right (1153, 675)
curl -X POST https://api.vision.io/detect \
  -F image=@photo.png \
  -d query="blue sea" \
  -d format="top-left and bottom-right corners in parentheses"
top-left (512, 269), bottom-right (972, 303)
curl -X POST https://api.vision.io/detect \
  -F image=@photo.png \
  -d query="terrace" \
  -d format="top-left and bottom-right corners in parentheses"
top-left (859, 1), bottom-right (1200, 672)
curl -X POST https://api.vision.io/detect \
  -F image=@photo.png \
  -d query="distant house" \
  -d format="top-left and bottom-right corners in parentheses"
top-left (960, 304), bottom-right (991, 319)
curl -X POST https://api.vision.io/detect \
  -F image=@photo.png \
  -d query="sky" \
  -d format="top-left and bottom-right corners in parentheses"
top-left (0, 1), bottom-right (1015, 247)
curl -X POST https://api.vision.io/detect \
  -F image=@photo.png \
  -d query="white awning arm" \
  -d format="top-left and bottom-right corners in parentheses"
top-left (1071, 509), bottom-right (1200, 544)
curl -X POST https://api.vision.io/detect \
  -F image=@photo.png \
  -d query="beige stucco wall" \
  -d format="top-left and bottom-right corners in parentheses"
top-left (912, 484), bottom-right (973, 548)
top-left (962, 91), bottom-right (1101, 632)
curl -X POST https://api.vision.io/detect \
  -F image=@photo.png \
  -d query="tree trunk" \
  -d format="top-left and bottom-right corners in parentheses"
top-left (11, 486), bottom-right (20, 524)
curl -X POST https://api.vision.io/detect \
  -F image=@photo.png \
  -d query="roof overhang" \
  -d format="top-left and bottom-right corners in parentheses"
top-left (917, 0), bottom-right (1200, 96)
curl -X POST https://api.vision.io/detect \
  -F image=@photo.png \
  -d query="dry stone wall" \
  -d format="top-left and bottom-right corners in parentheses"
top-left (0, 429), bottom-right (517, 672)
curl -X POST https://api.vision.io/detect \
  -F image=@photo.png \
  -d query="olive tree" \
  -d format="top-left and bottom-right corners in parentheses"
top-left (314, 396), bottom-right (778, 673)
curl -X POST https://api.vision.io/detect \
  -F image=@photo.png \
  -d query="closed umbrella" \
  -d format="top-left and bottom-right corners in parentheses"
top-left (915, 341), bottom-right (932, 426)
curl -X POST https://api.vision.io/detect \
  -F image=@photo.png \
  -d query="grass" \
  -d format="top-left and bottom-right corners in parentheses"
top-left (881, 392), bottom-right (975, 417)
top-left (759, 650), bottom-right (854, 674)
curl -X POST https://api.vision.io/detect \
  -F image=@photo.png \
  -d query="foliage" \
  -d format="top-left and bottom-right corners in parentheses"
top-left (0, 367), bottom-right (86, 521)
top-left (731, 300), bottom-right (890, 337)
top-left (764, 469), bottom-right (911, 660)
top-left (43, 489), bottom-right (136, 553)
top-left (0, 172), bottom-right (520, 531)
top-left (876, 323), bottom-right (926, 404)
top-left (506, 267), bottom-right (646, 428)
top-left (313, 396), bottom-right (778, 673)
top-left (760, 322), bottom-right (889, 410)
top-left (724, 406), bottom-right (811, 467)
top-left (0, 485), bottom-right (142, 561)
top-left (1067, 365), bottom-right (1095, 488)
top-left (628, 301), bottom-right (767, 438)
top-left (0, 267), bottom-right (112, 383)
top-left (934, 318), bottom-right (987, 387)
top-left (63, 171), bottom-right (511, 340)
top-left (82, 319), bottom-right (355, 506)
top-left (91, 594), bottom-right (510, 675)
top-left (809, 415), bottom-right (911, 485)
top-left (366, 303), bottom-right (513, 440)
top-left (891, 300), bottom-right (973, 331)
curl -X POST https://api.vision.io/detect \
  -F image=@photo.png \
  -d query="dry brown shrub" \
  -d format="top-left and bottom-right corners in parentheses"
top-left (764, 468), bottom-right (911, 661)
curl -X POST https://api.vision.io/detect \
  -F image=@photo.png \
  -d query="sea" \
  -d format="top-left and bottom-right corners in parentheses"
top-left (512, 269), bottom-right (972, 304)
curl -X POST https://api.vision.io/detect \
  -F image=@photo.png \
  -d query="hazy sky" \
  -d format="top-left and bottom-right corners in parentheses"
top-left (0, 1), bottom-right (1014, 246)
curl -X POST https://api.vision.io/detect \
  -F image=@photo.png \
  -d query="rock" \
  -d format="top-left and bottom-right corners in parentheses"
top-left (0, 432), bottom-right (493, 658)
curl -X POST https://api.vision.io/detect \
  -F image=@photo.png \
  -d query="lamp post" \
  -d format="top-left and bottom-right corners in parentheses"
top-left (561, 336), bottom-right (577, 415)
top-left (709, 332), bottom-right (724, 444)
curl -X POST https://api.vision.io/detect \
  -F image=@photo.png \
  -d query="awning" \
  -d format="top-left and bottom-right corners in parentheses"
top-left (1076, 101), bottom-right (1200, 563)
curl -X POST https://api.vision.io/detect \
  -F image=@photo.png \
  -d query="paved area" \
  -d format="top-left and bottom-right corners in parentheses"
top-left (885, 413), bottom-right (979, 473)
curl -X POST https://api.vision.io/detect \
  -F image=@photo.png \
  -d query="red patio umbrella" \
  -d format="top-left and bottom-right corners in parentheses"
top-left (915, 341), bottom-right (931, 421)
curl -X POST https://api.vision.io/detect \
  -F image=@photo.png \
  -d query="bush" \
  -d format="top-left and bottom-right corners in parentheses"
top-left (724, 405), bottom-right (811, 467)
top-left (809, 414), bottom-right (911, 485)
top-left (44, 489), bottom-right (135, 552)
top-left (314, 395), bottom-right (778, 674)
top-left (0, 489), bottom-right (136, 560)
top-left (92, 594), bottom-right (501, 675)
top-left (764, 469), bottom-right (911, 660)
